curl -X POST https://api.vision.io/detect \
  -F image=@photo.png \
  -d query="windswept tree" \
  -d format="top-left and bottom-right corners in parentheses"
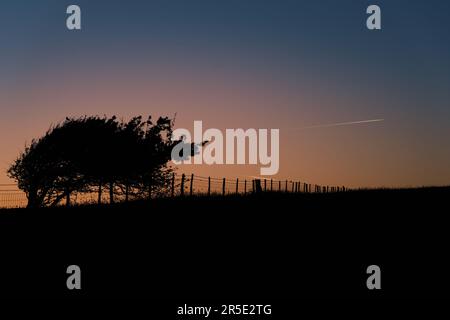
top-left (7, 115), bottom-right (181, 208)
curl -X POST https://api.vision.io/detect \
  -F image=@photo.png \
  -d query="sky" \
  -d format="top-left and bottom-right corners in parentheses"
top-left (1, 0), bottom-right (450, 188)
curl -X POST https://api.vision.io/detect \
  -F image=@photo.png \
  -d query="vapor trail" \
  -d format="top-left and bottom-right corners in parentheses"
top-left (294, 119), bottom-right (384, 130)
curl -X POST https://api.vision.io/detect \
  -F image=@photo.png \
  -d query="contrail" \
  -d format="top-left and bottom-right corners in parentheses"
top-left (293, 119), bottom-right (384, 130)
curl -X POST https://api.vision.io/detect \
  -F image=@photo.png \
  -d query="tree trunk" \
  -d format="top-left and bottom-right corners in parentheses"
top-left (26, 190), bottom-right (38, 208)
top-left (66, 188), bottom-right (71, 207)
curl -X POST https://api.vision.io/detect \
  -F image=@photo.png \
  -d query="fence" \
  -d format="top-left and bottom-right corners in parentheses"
top-left (0, 175), bottom-right (347, 209)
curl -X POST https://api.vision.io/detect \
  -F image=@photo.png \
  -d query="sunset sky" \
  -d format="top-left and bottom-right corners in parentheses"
top-left (1, 0), bottom-right (450, 188)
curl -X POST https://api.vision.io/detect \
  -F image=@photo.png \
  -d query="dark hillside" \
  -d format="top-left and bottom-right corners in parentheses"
top-left (0, 187), bottom-right (449, 299)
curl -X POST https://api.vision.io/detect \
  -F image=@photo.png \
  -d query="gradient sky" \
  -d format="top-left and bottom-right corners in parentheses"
top-left (1, 0), bottom-right (450, 188)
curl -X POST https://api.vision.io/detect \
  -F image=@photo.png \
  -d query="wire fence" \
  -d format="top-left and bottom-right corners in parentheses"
top-left (0, 175), bottom-right (347, 209)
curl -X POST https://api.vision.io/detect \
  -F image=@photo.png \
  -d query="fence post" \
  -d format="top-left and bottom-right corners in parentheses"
top-left (285, 180), bottom-right (288, 192)
top-left (343, 186), bottom-right (346, 192)
top-left (190, 174), bottom-right (194, 196)
top-left (148, 176), bottom-right (152, 200)
top-left (222, 178), bottom-right (226, 196)
top-left (270, 179), bottom-right (273, 192)
top-left (292, 182), bottom-right (295, 193)
top-left (244, 180), bottom-right (247, 195)
top-left (207, 177), bottom-right (211, 196)
top-left (278, 181), bottom-right (281, 192)
top-left (171, 173), bottom-right (175, 197)
top-left (109, 182), bottom-right (114, 204)
top-left (236, 178), bottom-right (239, 194)
top-left (98, 182), bottom-right (102, 205)
top-left (264, 179), bottom-right (267, 192)
top-left (180, 174), bottom-right (185, 196)
top-left (252, 180), bottom-right (255, 193)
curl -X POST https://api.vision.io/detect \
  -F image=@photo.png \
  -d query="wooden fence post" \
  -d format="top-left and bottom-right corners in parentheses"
top-left (270, 179), bottom-right (273, 192)
top-left (109, 182), bottom-right (114, 204)
top-left (264, 179), bottom-right (267, 192)
top-left (148, 176), bottom-right (152, 200)
top-left (125, 183), bottom-right (129, 202)
top-left (222, 178), bottom-right (226, 196)
top-left (285, 180), bottom-right (288, 192)
top-left (190, 174), bottom-right (194, 196)
top-left (180, 174), bottom-right (185, 196)
top-left (236, 178), bottom-right (239, 194)
top-left (278, 181), bottom-right (281, 192)
top-left (244, 180), bottom-right (247, 195)
top-left (98, 182), bottom-right (102, 205)
top-left (207, 177), bottom-right (211, 196)
top-left (171, 173), bottom-right (175, 197)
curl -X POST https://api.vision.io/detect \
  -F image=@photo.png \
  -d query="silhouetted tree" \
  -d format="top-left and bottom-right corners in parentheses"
top-left (7, 115), bottom-right (181, 208)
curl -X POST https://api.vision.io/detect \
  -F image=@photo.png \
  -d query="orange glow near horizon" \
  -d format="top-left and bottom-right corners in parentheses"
top-left (1, 62), bottom-right (450, 189)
